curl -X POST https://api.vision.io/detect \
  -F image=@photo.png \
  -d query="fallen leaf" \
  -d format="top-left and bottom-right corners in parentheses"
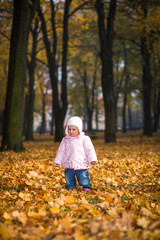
top-left (0, 223), bottom-right (17, 239)
top-left (60, 216), bottom-right (72, 229)
top-left (74, 229), bottom-right (87, 240)
top-left (28, 209), bottom-right (46, 218)
top-left (50, 206), bottom-right (60, 214)
top-left (3, 212), bottom-right (12, 220)
top-left (64, 195), bottom-right (76, 204)
top-left (105, 193), bottom-right (114, 203)
top-left (137, 217), bottom-right (150, 229)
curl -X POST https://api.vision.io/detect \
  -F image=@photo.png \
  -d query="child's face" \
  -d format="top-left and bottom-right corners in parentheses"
top-left (68, 125), bottom-right (79, 137)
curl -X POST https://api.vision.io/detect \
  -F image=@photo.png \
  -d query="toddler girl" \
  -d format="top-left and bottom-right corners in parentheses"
top-left (54, 116), bottom-right (98, 191)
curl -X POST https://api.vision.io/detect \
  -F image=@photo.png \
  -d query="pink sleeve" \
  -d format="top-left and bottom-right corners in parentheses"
top-left (83, 136), bottom-right (98, 164)
top-left (53, 138), bottom-right (65, 166)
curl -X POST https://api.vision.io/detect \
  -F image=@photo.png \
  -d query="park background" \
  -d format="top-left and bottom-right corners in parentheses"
top-left (0, 0), bottom-right (159, 149)
top-left (0, 0), bottom-right (160, 240)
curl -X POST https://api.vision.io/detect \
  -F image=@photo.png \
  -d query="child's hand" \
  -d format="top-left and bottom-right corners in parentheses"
top-left (91, 161), bottom-right (97, 165)
top-left (55, 163), bottom-right (60, 166)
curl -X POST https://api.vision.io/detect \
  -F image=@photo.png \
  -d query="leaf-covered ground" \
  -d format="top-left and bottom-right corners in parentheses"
top-left (0, 131), bottom-right (160, 240)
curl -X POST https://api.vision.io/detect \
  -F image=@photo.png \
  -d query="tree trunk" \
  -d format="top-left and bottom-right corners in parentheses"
top-left (1, 0), bottom-right (39, 152)
top-left (25, 19), bottom-right (39, 140)
top-left (40, 93), bottom-right (46, 134)
top-left (122, 92), bottom-right (127, 133)
top-left (54, 0), bottom-right (72, 141)
top-left (38, 0), bottom-right (72, 142)
top-left (95, 103), bottom-right (99, 131)
top-left (115, 51), bottom-right (125, 131)
top-left (141, 38), bottom-right (152, 136)
top-left (122, 41), bottom-right (129, 133)
top-left (0, 111), bottom-right (4, 135)
top-left (128, 105), bottom-right (132, 130)
top-left (152, 90), bottom-right (160, 132)
top-left (92, 58), bottom-right (98, 131)
top-left (82, 66), bottom-right (93, 132)
top-left (23, 93), bottom-right (29, 136)
top-left (152, 51), bottom-right (160, 132)
top-left (96, 0), bottom-right (117, 142)
top-left (141, 1), bottom-right (152, 136)
top-left (50, 113), bottom-right (54, 135)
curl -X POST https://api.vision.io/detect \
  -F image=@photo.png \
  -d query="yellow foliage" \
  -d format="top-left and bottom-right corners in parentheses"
top-left (0, 223), bottom-right (17, 239)
top-left (105, 193), bottom-right (114, 203)
top-left (0, 131), bottom-right (160, 239)
top-left (64, 195), bottom-right (76, 204)
top-left (74, 229), bottom-right (87, 240)
top-left (50, 206), bottom-right (60, 214)
top-left (28, 209), bottom-right (46, 218)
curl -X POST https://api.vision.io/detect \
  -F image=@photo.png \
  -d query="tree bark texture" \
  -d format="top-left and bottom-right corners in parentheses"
top-left (82, 66), bottom-right (93, 132)
top-left (152, 90), bottom-right (160, 132)
top-left (122, 41), bottom-right (129, 133)
top-left (40, 92), bottom-right (46, 134)
top-left (141, 0), bottom-right (152, 136)
top-left (128, 105), bottom-right (132, 130)
top-left (25, 19), bottom-right (39, 140)
top-left (1, 0), bottom-right (39, 151)
top-left (96, 0), bottom-right (117, 142)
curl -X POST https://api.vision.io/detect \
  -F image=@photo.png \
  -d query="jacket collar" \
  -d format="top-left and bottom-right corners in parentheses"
top-left (65, 132), bottom-right (85, 140)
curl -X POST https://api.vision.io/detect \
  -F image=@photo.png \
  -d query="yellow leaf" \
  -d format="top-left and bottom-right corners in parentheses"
top-left (121, 187), bottom-right (128, 195)
top-left (74, 229), bottom-right (86, 240)
top-left (65, 195), bottom-right (76, 204)
top-left (90, 208), bottom-right (101, 216)
top-left (3, 212), bottom-right (12, 220)
top-left (99, 201), bottom-right (109, 209)
top-left (42, 185), bottom-right (47, 191)
top-left (12, 210), bottom-right (20, 218)
top-left (81, 197), bottom-right (88, 205)
top-left (28, 209), bottom-right (46, 218)
top-left (141, 207), bottom-right (152, 216)
top-left (0, 223), bottom-right (16, 239)
top-left (90, 221), bottom-right (101, 234)
top-left (28, 171), bottom-right (38, 177)
top-left (15, 200), bottom-right (24, 207)
top-left (19, 192), bottom-right (25, 199)
top-left (108, 207), bottom-right (118, 217)
top-left (149, 220), bottom-right (160, 230)
top-left (105, 194), bottom-right (114, 203)
top-left (17, 213), bottom-right (28, 226)
top-left (19, 192), bottom-right (31, 201)
top-left (137, 217), bottom-right (150, 229)
top-left (60, 216), bottom-right (72, 229)
top-left (50, 206), bottom-right (60, 214)
top-left (156, 208), bottom-right (160, 215)
top-left (43, 194), bottom-right (53, 202)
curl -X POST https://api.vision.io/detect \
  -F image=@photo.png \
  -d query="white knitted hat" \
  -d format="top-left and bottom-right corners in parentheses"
top-left (65, 116), bottom-right (82, 135)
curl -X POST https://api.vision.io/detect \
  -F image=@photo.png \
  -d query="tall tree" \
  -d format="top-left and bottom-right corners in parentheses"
top-left (152, 52), bottom-right (160, 132)
top-left (122, 41), bottom-right (130, 133)
top-left (1, 0), bottom-right (39, 151)
top-left (116, 0), bottom-right (160, 135)
top-left (82, 64), bottom-right (93, 132)
top-left (25, 18), bottom-right (39, 140)
top-left (38, 0), bottom-right (72, 142)
top-left (39, 81), bottom-right (48, 134)
top-left (0, 2), bottom-right (12, 135)
top-left (96, 0), bottom-right (117, 142)
top-left (140, 0), bottom-right (152, 136)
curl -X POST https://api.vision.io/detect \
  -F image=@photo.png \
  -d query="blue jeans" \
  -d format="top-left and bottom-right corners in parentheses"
top-left (65, 169), bottom-right (92, 189)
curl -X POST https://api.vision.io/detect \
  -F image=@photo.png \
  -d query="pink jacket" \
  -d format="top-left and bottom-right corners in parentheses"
top-left (54, 132), bottom-right (97, 170)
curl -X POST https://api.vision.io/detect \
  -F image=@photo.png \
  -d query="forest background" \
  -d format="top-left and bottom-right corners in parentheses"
top-left (0, 0), bottom-right (159, 151)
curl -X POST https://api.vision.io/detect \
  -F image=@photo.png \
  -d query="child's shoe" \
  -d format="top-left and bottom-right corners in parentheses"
top-left (83, 188), bottom-right (90, 192)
